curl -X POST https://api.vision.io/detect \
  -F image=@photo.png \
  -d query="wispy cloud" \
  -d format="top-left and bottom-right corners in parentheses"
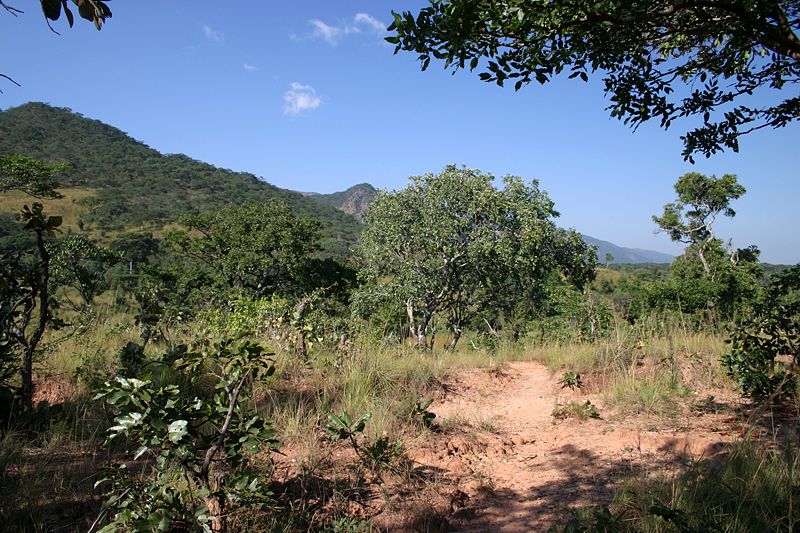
top-left (283, 82), bottom-right (321, 116)
top-left (202, 24), bottom-right (224, 44)
top-left (353, 13), bottom-right (385, 33)
top-left (305, 13), bottom-right (387, 45)
top-left (243, 63), bottom-right (260, 72)
top-left (309, 19), bottom-right (346, 45)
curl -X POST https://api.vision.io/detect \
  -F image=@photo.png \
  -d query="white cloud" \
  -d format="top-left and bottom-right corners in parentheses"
top-left (243, 63), bottom-right (260, 72)
top-left (354, 13), bottom-right (386, 33)
top-left (202, 24), bottom-right (224, 43)
top-left (306, 13), bottom-right (386, 45)
top-left (309, 19), bottom-right (345, 45)
top-left (283, 82), bottom-right (321, 116)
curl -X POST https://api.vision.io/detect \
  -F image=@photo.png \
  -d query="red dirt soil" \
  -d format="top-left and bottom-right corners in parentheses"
top-left (396, 360), bottom-right (744, 532)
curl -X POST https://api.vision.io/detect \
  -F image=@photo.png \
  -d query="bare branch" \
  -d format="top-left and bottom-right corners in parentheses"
top-left (0, 1), bottom-right (22, 15)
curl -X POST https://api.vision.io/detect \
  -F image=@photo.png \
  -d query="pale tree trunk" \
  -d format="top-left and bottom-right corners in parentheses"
top-left (293, 299), bottom-right (310, 359)
top-left (446, 325), bottom-right (462, 351)
top-left (406, 299), bottom-right (431, 349)
top-left (698, 244), bottom-right (711, 277)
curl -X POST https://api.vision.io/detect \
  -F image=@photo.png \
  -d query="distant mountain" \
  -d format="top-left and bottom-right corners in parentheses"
top-left (582, 235), bottom-right (674, 264)
top-left (305, 184), bottom-right (378, 221)
top-left (0, 103), bottom-right (361, 256)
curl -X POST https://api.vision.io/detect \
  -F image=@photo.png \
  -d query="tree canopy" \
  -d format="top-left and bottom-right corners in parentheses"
top-left (165, 202), bottom-right (323, 300)
top-left (357, 165), bottom-right (596, 349)
top-left (388, 1), bottom-right (800, 160)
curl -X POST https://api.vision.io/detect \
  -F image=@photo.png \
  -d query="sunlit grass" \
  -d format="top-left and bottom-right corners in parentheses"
top-left (0, 187), bottom-right (96, 232)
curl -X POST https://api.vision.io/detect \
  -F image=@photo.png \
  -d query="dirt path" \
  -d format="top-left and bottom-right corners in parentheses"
top-left (406, 361), bottom-right (742, 532)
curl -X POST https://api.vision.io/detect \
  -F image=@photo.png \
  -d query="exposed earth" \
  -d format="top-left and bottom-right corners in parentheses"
top-left (371, 360), bottom-right (746, 532)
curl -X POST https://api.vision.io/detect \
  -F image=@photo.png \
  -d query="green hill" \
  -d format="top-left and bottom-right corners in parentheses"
top-left (0, 103), bottom-right (361, 256)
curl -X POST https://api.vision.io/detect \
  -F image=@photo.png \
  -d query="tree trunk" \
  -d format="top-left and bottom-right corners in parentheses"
top-left (21, 228), bottom-right (50, 411)
top-left (407, 300), bottom-right (430, 348)
top-left (698, 244), bottom-right (711, 277)
top-left (204, 495), bottom-right (225, 532)
top-left (293, 299), bottom-right (309, 359)
top-left (446, 326), bottom-right (462, 351)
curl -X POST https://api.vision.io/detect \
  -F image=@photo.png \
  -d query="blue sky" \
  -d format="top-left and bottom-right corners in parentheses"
top-left (2, 1), bottom-right (798, 263)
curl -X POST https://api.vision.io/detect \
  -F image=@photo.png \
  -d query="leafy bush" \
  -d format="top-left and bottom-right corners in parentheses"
top-left (527, 285), bottom-right (612, 344)
top-left (723, 265), bottom-right (800, 399)
top-left (94, 338), bottom-right (279, 532)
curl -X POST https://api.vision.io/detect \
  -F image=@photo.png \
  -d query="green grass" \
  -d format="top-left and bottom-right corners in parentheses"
top-left (604, 439), bottom-right (800, 532)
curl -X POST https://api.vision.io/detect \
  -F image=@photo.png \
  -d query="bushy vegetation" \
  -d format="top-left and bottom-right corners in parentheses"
top-left (0, 152), bottom-right (797, 531)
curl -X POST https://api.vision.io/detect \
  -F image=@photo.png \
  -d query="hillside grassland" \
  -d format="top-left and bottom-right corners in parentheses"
top-left (0, 105), bottom-right (797, 532)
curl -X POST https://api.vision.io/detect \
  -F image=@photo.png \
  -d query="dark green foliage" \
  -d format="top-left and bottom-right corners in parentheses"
top-left (723, 265), bottom-right (800, 399)
top-left (326, 411), bottom-right (404, 473)
top-left (0, 213), bottom-right (34, 254)
top-left (388, 1), bottom-right (800, 160)
top-left (0, 103), bottom-right (361, 256)
top-left (526, 281), bottom-right (612, 343)
top-left (639, 241), bottom-right (763, 320)
top-left (394, 395), bottom-right (436, 428)
top-left (326, 411), bottom-right (372, 441)
top-left (559, 371), bottom-right (583, 391)
top-left (0, 155), bottom-right (65, 198)
top-left (38, 0), bottom-right (111, 30)
top-left (166, 202), bottom-right (323, 300)
top-left (0, 202), bottom-right (62, 410)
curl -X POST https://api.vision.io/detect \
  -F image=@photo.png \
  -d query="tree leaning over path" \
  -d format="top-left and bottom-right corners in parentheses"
top-left (357, 165), bottom-right (596, 350)
top-left (388, 1), bottom-right (800, 161)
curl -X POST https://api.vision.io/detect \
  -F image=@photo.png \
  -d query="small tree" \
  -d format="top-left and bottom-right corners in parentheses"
top-left (0, 155), bottom-right (65, 410)
top-left (357, 165), bottom-right (596, 350)
top-left (653, 173), bottom-right (746, 277)
top-left (94, 338), bottom-right (278, 532)
top-left (51, 234), bottom-right (121, 310)
top-left (723, 265), bottom-right (800, 399)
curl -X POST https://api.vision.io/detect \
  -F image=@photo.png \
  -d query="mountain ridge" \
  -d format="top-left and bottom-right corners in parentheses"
top-left (0, 102), bottom-right (361, 256)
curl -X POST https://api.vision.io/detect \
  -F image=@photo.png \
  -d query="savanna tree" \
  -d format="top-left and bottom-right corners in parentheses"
top-left (649, 173), bottom-right (763, 319)
top-left (653, 172), bottom-right (746, 277)
top-left (388, 1), bottom-right (800, 160)
top-left (357, 165), bottom-right (596, 350)
top-left (723, 265), bottom-right (800, 399)
top-left (51, 234), bottom-right (121, 309)
top-left (165, 202), bottom-right (322, 300)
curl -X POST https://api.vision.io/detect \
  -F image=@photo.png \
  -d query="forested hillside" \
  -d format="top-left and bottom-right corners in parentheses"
top-left (0, 103), bottom-right (361, 255)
